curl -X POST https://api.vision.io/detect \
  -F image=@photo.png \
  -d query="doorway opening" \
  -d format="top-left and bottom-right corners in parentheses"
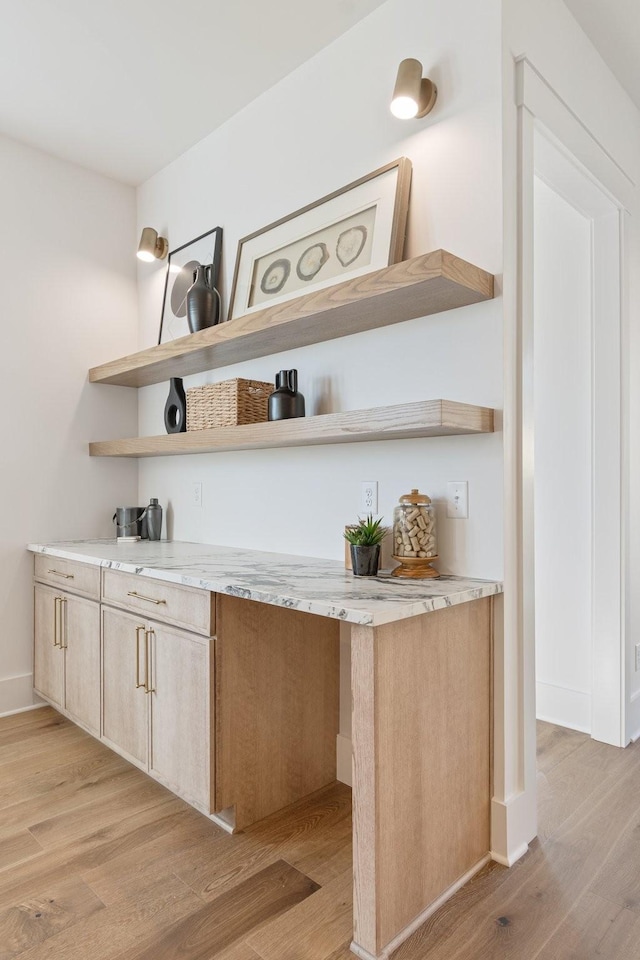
top-left (532, 130), bottom-right (622, 746)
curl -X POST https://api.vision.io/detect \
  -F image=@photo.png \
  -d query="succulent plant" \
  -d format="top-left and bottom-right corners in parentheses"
top-left (344, 514), bottom-right (386, 546)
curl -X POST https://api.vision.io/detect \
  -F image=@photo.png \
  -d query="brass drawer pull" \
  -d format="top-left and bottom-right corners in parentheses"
top-left (135, 626), bottom-right (146, 689)
top-left (60, 598), bottom-right (68, 649)
top-left (48, 569), bottom-right (74, 579)
top-left (145, 629), bottom-right (155, 694)
top-left (127, 591), bottom-right (166, 606)
top-left (53, 597), bottom-right (61, 647)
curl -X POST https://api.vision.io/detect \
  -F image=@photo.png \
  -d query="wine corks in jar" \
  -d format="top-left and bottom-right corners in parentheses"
top-left (391, 488), bottom-right (440, 579)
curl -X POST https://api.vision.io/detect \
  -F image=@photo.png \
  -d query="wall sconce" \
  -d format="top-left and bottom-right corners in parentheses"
top-left (137, 227), bottom-right (169, 262)
top-left (390, 58), bottom-right (437, 119)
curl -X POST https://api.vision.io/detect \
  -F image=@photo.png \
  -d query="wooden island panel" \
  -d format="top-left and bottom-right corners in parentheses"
top-left (351, 598), bottom-right (492, 958)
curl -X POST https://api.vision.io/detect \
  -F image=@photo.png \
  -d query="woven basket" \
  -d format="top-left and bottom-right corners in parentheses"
top-left (186, 378), bottom-right (274, 431)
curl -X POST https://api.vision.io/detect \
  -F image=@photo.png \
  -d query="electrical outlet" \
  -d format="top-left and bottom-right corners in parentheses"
top-left (360, 481), bottom-right (378, 514)
top-left (446, 481), bottom-right (469, 519)
top-left (635, 643), bottom-right (640, 672)
top-left (192, 481), bottom-right (203, 508)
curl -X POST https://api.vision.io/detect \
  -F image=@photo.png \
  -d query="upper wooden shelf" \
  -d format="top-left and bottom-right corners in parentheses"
top-left (89, 400), bottom-right (494, 458)
top-left (89, 250), bottom-right (494, 388)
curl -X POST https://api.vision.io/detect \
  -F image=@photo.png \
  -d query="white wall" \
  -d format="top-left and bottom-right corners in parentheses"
top-left (136, 0), bottom-right (503, 579)
top-left (533, 175), bottom-right (592, 733)
top-left (0, 133), bottom-right (139, 715)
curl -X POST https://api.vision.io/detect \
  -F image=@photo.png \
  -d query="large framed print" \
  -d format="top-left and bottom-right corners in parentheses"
top-left (228, 158), bottom-right (412, 321)
top-left (158, 227), bottom-right (223, 344)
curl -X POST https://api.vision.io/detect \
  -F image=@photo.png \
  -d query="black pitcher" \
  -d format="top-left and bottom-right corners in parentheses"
top-left (186, 263), bottom-right (220, 333)
top-left (268, 369), bottom-right (305, 420)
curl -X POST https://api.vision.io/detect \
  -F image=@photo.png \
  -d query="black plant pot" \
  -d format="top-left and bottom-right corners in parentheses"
top-left (350, 544), bottom-right (380, 577)
top-left (164, 377), bottom-right (187, 434)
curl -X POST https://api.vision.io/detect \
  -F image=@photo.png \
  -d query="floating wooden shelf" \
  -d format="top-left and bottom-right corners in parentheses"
top-left (89, 400), bottom-right (494, 458)
top-left (89, 250), bottom-right (494, 388)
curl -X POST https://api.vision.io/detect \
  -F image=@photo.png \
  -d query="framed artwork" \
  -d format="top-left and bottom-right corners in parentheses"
top-left (158, 227), bottom-right (223, 344)
top-left (228, 158), bottom-right (412, 321)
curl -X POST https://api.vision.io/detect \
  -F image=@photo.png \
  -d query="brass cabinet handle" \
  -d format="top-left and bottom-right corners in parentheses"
top-left (135, 626), bottom-right (146, 689)
top-left (48, 569), bottom-right (74, 579)
top-left (59, 597), bottom-right (68, 649)
top-left (53, 597), bottom-right (61, 647)
top-left (127, 591), bottom-right (166, 606)
top-left (145, 629), bottom-right (155, 694)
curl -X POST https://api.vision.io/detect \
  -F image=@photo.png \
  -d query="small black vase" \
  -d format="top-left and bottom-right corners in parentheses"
top-left (350, 544), bottom-right (381, 577)
top-left (186, 263), bottom-right (220, 333)
top-left (268, 369), bottom-right (305, 421)
top-left (164, 377), bottom-right (187, 434)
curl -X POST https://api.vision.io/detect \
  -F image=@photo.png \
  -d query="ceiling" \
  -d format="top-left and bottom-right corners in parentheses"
top-left (2, 1), bottom-right (637, 188)
top-left (0, 0), bottom-right (387, 185)
top-left (564, 0), bottom-right (640, 110)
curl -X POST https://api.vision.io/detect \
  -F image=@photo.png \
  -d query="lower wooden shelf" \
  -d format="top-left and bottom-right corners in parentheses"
top-left (89, 399), bottom-right (495, 458)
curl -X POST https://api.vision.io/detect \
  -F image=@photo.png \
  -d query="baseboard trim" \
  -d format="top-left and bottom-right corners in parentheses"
top-left (491, 841), bottom-right (529, 867)
top-left (0, 702), bottom-right (47, 720)
top-left (536, 680), bottom-right (591, 733)
top-left (337, 733), bottom-right (352, 786)
top-left (0, 674), bottom-right (43, 717)
top-left (350, 854), bottom-right (491, 960)
top-left (491, 791), bottom-right (536, 865)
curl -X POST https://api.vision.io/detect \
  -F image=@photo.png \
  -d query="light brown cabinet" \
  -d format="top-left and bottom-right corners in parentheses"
top-left (33, 559), bottom-right (338, 829)
top-left (101, 606), bottom-right (149, 767)
top-left (101, 605), bottom-right (211, 810)
top-left (34, 582), bottom-right (100, 736)
top-left (149, 622), bottom-right (211, 810)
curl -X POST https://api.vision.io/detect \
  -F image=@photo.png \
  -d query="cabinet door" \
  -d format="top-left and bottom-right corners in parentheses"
top-left (102, 607), bottom-right (149, 768)
top-left (62, 593), bottom-right (100, 736)
top-left (148, 624), bottom-right (211, 810)
top-left (34, 583), bottom-right (64, 707)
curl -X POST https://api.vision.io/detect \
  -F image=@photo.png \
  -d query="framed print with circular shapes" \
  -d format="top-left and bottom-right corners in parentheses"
top-left (228, 159), bottom-right (411, 321)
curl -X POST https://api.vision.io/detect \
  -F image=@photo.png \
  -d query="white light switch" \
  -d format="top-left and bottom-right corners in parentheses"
top-left (447, 481), bottom-right (469, 519)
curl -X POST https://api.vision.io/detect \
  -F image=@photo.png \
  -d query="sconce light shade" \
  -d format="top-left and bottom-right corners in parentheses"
top-left (390, 58), bottom-right (437, 119)
top-left (137, 227), bottom-right (169, 262)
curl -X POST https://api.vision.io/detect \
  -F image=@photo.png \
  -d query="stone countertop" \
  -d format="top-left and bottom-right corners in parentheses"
top-left (28, 540), bottom-right (503, 627)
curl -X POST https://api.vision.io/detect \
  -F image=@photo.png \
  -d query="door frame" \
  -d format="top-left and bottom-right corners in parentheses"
top-left (494, 56), bottom-right (631, 865)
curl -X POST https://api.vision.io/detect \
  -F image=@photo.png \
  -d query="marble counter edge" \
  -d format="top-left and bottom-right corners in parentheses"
top-left (28, 542), bottom-right (503, 627)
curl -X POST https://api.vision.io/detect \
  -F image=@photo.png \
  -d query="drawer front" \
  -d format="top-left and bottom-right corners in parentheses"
top-left (102, 569), bottom-right (214, 636)
top-left (34, 554), bottom-right (100, 600)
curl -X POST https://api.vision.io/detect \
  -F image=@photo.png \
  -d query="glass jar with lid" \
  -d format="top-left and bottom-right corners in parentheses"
top-left (391, 488), bottom-right (439, 579)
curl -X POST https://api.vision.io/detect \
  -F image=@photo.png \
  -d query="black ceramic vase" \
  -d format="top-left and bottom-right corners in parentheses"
top-left (164, 377), bottom-right (187, 434)
top-left (186, 263), bottom-right (220, 333)
top-left (267, 369), bottom-right (305, 421)
top-left (350, 544), bottom-right (381, 577)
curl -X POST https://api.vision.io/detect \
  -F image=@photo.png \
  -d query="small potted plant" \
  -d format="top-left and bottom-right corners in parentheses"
top-left (344, 514), bottom-right (386, 577)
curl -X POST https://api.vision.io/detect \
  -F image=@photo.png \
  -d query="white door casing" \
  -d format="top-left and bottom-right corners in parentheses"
top-left (495, 56), bottom-right (630, 866)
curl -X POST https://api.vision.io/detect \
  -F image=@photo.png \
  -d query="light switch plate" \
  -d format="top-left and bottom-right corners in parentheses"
top-left (447, 481), bottom-right (469, 519)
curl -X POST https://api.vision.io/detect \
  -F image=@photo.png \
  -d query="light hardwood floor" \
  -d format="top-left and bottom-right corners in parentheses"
top-left (1, 708), bottom-right (640, 959)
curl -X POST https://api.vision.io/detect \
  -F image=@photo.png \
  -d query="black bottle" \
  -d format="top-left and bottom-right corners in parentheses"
top-left (146, 499), bottom-right (163, 541)
top-left (164, 377), bottom-right (187, 433)
top-left (268, 369), bottom-right (305, 421)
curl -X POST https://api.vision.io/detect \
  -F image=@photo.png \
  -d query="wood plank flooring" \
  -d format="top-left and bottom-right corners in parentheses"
top-left (1, 709), bottom-right (640, 959)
